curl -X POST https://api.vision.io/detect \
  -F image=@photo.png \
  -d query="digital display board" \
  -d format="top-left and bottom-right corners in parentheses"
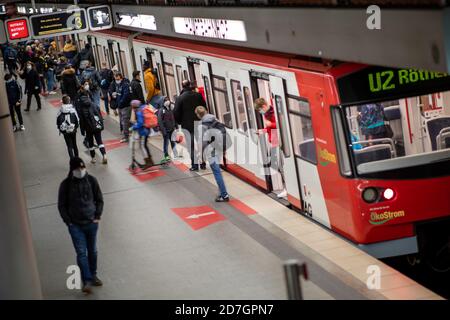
top-left (116, 12), bottom-right (157, 31)
top-left (5, 17), bottom-right (31, 43)
top-left (173, 17), bottom-right (247, 42)
top-left (337, 66), bottom-right (450, 104)
top-left (0, 4), bottom-right (6, 15)
top-left (30, 8), bottom-right (88, 39)
top-left (88, 5), bottom-right (112, 31)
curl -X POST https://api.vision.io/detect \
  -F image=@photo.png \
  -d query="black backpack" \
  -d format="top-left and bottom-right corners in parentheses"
top-left (208, 120), bottom-right (232, 152)
top-left (57, 112), bottom-right (77, 134)
top-left (159, 105), bottom-right (175, 132)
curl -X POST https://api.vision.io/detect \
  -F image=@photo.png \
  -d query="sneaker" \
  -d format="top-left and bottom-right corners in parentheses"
top-left (13, 125), bottom-right (19, 132)
top-left (24, 109), bottom-right (30, 112)
top-left (37, 107), bottom-right (41, 111)
top-left (102, 155), bottom-right (108, 164)
top-left (277, 189), bottom-right (288, 198)
top-left (189, 166), bottom-right (199, 172)
top-left (215, 195), bottom-right (230, 202)
top-left (20, 125), bottom-right (25, 131)
top-left (92, 276), bottom-right (103, 287)
top-left (49, 91), bottom-right (57, 95)
top-left (200, 163), bottom-right (207, 170)
top-left (82, 282), bottom-right (93, 294)
top-left (91, 157), bottom-right (96, 164)
top-left (120, 138), bottom-right (129, 143)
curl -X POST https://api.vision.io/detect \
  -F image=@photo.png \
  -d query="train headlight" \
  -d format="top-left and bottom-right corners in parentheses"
top-left (362, 187), bottom-right (378, 203)
top-left (383, 188), bottom-right (395, 200)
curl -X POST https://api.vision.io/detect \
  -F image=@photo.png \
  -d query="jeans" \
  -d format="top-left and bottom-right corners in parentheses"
top-left (68, 222), bottom-right (99, 283)
top-left (101, 89), bottom-right (109, 113)
top-left (46, 69), bottom-right (55, 92)
top-left (163, 130), bottom-right (176, 157)
top-left (63, 133), bottom-right (79, 159)
top-left (119, 107), bottom-right (132, 139)
top-left (9, 104), bottom-right (23, 127)
top-left (86, 130), bottom-right (105, 158)
top-left (92, 90), bottom-right (101, 111)
top-left (209, 156), bottom-right (228, 198)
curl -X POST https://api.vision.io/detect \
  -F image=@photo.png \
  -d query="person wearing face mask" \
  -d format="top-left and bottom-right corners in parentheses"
top-left (20, 62), bottom-right (42, 112)
top-left (75, 81), bottom-right (108, 164)
top-left (130, 70), bottom-right (145, 105)
top-left (58, 157), bottom-right (104, 295)
top-left (111, 73), bottom-right (131, 143)
top-left (4, 73), bottom-right (24, 132)
top-left (158, 96), bottom-right (179, 162)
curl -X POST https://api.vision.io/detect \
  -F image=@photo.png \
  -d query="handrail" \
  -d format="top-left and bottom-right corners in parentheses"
top-left (437, 127), bottom-right (450, 150)
top-left (352, 138), bottom-right (397, 158)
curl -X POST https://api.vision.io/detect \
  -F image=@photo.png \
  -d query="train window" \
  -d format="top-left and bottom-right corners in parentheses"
top-left (231, 80), bottom-right (247, 133)
top-left (275, 95), bottom-right (291, 158)
top-left (203, 76), bottom-right (215, 116)
top-left (183, 71), bottom-right (189, 82)
top-left (288, 97), bottom-right (317, 164)
top-left (176, 65), bottom-right (183, 94)
top-left (212, 76), bottom-right (233, 129)
top-left (120, 51), bottom-right (129, 78)
top-left (193, 63), bottom-right (203, 87)
top-left (164, 63), bottom-right (178, 102)
top-left (331, 108), bottom-right (352, 176)
top-left (156, 63), bottom-right (166, 97)
top-left (243, 87), bottom-right (256, 131)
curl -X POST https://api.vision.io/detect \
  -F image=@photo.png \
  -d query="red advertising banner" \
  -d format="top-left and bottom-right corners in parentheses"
top-left (6, 18), bottom-right (30, 42)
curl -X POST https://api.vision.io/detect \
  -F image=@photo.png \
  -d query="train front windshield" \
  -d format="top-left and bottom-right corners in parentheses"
top-left (343, 90), bottom-right (450, 175)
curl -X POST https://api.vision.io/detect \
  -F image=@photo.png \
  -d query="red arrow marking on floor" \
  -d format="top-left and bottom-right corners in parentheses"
top-left (228, 199), bottom-right (257, 216)
top-left (171, 206), bottom-right (226, 231)
top-left (104, 139), bottom-right (127, 151)
top-left (128, 167), bottom-right (166, 182)
top-left (172, 161), bottom-right (189, 172)
top-left (48, 99), bottom-right (62, 108)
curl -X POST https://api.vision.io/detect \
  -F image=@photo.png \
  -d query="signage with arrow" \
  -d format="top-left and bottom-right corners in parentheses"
top-left (171, 206), bottom-right (226, 230)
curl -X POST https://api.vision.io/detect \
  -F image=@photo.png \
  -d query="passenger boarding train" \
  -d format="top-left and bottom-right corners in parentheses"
top-left (72, 28), bottom-right (449, 270)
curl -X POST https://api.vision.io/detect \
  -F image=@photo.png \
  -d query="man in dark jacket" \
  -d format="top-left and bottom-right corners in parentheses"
top-left (173, 80), bottom-right (207, 171)
top-left (81, 61), bottom-right (102, 110)
top-left (99, 62), bottom-right (114, 114)
top-left (5, 73), bottom-right (24, 131)
top-left (58, 157), bottom-right (104, 294)
top-left (20, 62), bottom-right (42, 111)
top-left (74, 43), bottom-right (95, 73)
top-left (111, 73), bottom-right (132, 142)
top-left (61, 65), bottom-right (79, 103)
top-left (130, 70), bottom-right (145, 104)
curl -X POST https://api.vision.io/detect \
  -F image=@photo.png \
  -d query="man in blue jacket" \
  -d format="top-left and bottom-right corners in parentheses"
top-left (111, 73), bottom-right (131, 142)
top-left (5, 73), bottom-right (24, 132)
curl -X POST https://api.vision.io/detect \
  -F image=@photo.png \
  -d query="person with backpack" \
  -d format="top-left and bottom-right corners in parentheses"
top-left (99, 62), bottom-right (114, 115)
top-left (74, 43), bottom-right (95, 74)
top-left (130, 70), bottom-right (145, 104)
top-left (57, 95), bottom-right (80, 159)
top-left (158, 96), bottom-right (179, 162)
top-left (61, 64), bottom-right (80, 103)
top-left (75, 81), bottom-right (108, 165)
top-left (130, 100), bottom-right (156, 169)
top-left (57, 156), bottom-right (104, 295)
top-left (5, 73), bottom-right (24, 132)
top-left (20, 61), bottom-right (42, 112)
top-left (111, 73), bottom-right (132, 143)
top-left (81, 61), bottom-right (102, 111)
top-left (195, 106), bottom-right (231, 202)
top-left (4, 44), bottom-right (18, 77)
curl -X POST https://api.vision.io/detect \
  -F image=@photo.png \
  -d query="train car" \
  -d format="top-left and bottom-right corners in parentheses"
top-left (77, 29), bottom-right (450, 270)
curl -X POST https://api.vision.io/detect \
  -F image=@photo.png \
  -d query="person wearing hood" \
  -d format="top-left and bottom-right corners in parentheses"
top-left (158, 96), bottom-right (178, 162)
top-left (4, 73), bottom-right (24, 132)
top-left (111, 73), bottom-right (132, 143)
top-left (57, 95), bottom-right (80, 159)
top-left (57, 157), bottom-right (104, 295)
top-left (75, 81), bottom-right (108, 165)
top-left (131, 100), bottom-right (155, 169)
top-left (195, 106), bottom-right (230, 202)
top-left (63, 39), bottom-right (78, 63)
top-left (61, 65), bottom-right (80, 103)
top-left (74, 43), bottom-right (95, 73)
top-left (20, 61), bottom-right (42, 112)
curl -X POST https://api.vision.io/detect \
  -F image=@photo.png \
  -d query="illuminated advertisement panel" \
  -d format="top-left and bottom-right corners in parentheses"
top-left (88, 5), bottom-right (112, 31)
top-left (116, 12), bottom-right (157, 31)
top-left (173, 17), bottom-right (247, 42)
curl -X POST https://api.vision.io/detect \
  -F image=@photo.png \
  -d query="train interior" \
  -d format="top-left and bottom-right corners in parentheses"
top-left (345, 91), bottom-right (450, 174)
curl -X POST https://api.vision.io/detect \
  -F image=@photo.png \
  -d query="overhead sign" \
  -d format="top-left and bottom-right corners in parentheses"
top-left (87, 5), bottom-right (112, 31)
top-left (30, 8), bottom-right (88, 39)
top-left (5, 17), bottom-right (31, 43)
top-left (171, 206), bottom-right (226, 231)
top-left (116, 12), bottom-right (157, 31)
top-left (0, 4), bottom-right (6, 15)
top-left (173, 17), bottom-right (247, 42)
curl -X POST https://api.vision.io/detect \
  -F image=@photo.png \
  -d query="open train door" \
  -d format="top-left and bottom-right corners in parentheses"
top-left (151, 49), bottom-right (167, 99)
top-left (199, 60), bottom-right (217, 117)
top-left (268, 75), bottom-right (302, 207)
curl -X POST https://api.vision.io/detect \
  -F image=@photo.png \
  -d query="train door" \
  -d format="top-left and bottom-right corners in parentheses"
top-left (235, 69), bottom-right (268, 189)
top-left (149, 49), bottom-right (167, 99)
top-left (107, 40), bottom-right (116, 70)
top-left (173, 56), bottom-right (189, 95)
top-left (269, 75), bottom-right (302, 206)
top-left (199, 60), bottom-right (216, 117)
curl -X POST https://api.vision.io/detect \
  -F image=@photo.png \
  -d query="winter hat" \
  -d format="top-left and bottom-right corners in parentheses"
top-left (69, 157), bottom-right (86, 172)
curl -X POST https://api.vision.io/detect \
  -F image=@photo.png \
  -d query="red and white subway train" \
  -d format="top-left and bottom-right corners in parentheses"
top-left (74, 28), bottom-right (450, 269)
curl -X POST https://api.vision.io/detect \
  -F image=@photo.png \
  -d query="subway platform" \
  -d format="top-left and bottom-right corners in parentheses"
top-left (13, 92), bottom-right (442, 300)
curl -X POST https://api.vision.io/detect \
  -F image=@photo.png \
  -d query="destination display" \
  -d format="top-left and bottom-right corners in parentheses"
top-left (87, 5), bottom-right (112, 31)
top-left (337, 66), bottom-right (450, 104)
top-left (5, 17), bottom-right (30, 42)
top-left (30, 8), bottom-right (88, 39)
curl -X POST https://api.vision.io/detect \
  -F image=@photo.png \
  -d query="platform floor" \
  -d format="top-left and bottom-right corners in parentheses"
top-left (13, 90), bottom-right (441, 300)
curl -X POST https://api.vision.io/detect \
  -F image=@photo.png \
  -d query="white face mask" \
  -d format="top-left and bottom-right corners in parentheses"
top-left (164, 100), bottom-right (171, 107)
top-left (27, 65), bottom-right (32, 71)
top-left (84, 84), bottom-right (90, 91)
top-left (73, 168), bottom-right (87, 179)
top-left (115, 80), bottom-right (121, 85)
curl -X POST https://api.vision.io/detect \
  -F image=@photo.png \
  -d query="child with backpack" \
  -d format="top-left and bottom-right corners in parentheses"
top-left (56, 95), bottom-right (80, 159)
top-left (157, 96), bottom-right (179, 162)
top-left (195, 106), bottom-right (231, 202)
top-left (131, 100), bottom-right (158, 169)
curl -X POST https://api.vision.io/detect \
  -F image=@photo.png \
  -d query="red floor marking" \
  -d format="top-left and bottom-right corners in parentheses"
top-left (172, 161), bottom-right (189, 172)
top-left (171, 206), bottom-right (226, 231)
top-left (48, 99), bottom-right (62, 108)
top-left (128, 167), bottom-right (166, 182)
top-left (104, 139), bottom-right (126, 151)
top-left (228, 199), bottom-right (258, 216)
